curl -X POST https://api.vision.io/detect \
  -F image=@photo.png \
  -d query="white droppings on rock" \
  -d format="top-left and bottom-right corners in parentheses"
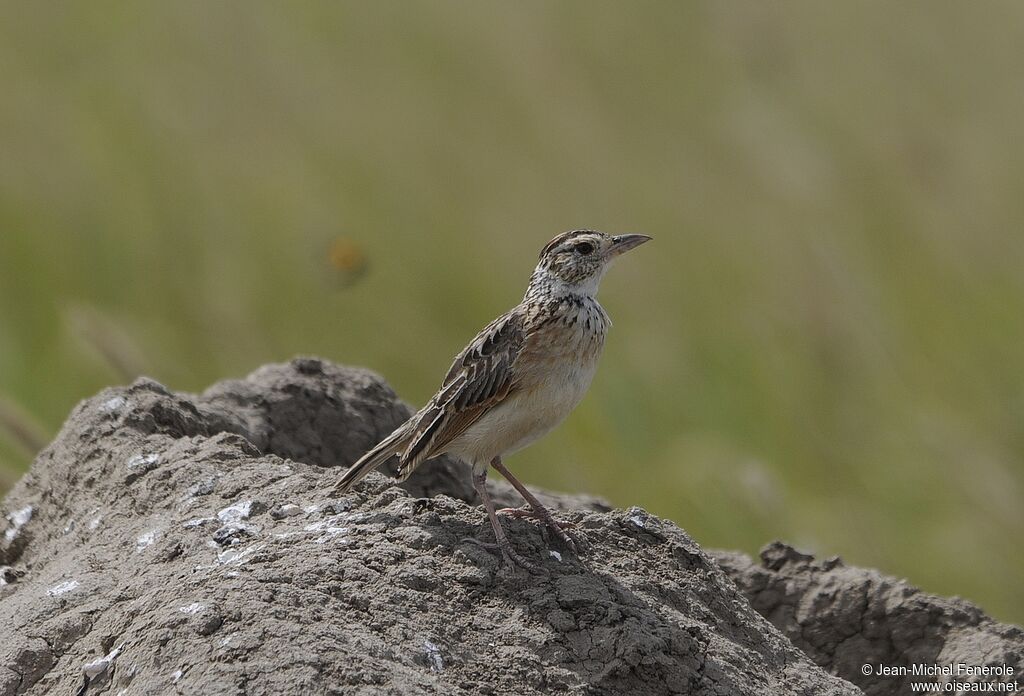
top-left (217, 543), bottom-right (263, 566)
top-left (423, 640), bottom-right (444, 672)
top-left (127, 453), bottom-right (160, 469)
top-left (48, 579), bottom-right (80, 596)
top-left (172, 669), bottom-right (183, 683)
top-left (183, 517), bottom-right (213, 528)
top-left (549, 550), bottom-right (563, 562)
top-left (217, 501), bottom-right (253, 524)
top-left (314, 526), bottom-right (349, 544)
top-left (136, 530), bottom-right (159, 551)
top-left (216, 549), bottom-right (240, 565)
top-left (83, 642), bottom-right (124, 678)
top-left (304, 515), bottom-right (348, 533)
top-left (83, 659), bottom-right (106, 678)
top-left (4, 504), bottom-right (33, 543)
top-left (100, 396), bottom-right (127, 413)
top-left (628, 513), bottom-right (646, 528)
top-left (178, 602), bottom-right (206, 615)
top-left (183, 478), bottom-right (217, 500)
top-left (272, 504), bottom-right (302, 518)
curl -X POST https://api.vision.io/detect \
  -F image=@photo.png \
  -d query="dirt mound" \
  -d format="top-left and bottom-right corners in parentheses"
top-left (714, 543), bottom-right (1024, 695)
top-left (0, 358), bottom-right (1012, 695)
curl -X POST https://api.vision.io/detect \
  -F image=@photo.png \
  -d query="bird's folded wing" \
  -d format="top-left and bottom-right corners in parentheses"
top-left (397, 310), bottom-right (526, 476)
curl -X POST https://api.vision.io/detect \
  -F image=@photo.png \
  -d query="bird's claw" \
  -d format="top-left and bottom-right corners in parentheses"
top-left (547, 524), bottom-right (583, 555)
top-left (498, 507), bottom-right (584, 554)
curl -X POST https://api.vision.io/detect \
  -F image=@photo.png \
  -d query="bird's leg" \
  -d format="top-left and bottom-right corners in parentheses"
top-left (491, 457), bottom-right (580, 554)
top-left (468, 467), bottom-right (536, 572)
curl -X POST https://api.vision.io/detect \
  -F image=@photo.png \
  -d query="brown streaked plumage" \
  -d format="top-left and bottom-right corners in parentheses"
top-left (332, 230), bottom-right (652, 569)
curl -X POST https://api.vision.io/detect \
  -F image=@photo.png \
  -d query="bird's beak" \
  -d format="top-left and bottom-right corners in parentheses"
top-left (608, 234), bottom-right (653, 257)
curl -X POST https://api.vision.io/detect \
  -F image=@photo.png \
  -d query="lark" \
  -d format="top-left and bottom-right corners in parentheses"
top-left (332, 230), bottom-right (651, 568)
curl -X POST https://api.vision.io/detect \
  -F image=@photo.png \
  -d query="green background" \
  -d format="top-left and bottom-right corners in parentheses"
top-left (2, 2), bottom-right (1022, 622)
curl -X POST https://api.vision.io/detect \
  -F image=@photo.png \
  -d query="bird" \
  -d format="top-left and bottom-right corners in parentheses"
top-left (332, 230), bottom-right (651, 569)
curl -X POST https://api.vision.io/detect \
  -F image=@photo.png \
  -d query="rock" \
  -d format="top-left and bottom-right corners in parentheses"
top-left (0, 357), bottom-right (1006, 694)
top-left (713, 543), bottom-right (1024, 696)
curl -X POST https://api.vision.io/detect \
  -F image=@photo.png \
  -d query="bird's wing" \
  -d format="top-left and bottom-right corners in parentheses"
top-left (396, 309), bottom-right (526, 478)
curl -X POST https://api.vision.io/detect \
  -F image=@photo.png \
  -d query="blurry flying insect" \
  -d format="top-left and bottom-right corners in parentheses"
top-left (326, 237), bottom-right (369, 288)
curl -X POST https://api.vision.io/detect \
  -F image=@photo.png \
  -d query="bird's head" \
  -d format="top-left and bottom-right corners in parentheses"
top-left (527, 230), bottom-right (652, 298)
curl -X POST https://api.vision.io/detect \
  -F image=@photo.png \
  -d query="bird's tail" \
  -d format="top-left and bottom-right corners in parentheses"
top-left (331, 425), bottom-right (410, 496)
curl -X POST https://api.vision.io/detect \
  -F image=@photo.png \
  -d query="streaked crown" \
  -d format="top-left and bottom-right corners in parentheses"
top-left (527, 230), bottom-right (652, 298)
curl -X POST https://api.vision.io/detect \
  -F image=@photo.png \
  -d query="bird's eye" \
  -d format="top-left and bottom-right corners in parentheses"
top-left (573, 242), bottom-right (595, 256)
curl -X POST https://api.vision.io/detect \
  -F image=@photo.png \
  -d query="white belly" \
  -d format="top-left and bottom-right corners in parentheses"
top-left (446, 358), bottom-right (599, 464)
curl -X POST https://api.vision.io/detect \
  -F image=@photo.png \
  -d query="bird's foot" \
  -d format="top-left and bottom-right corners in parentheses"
top-left (497, 507), bottom-right (583, 554)
top-left (461, 537), bottom-right (539, 573)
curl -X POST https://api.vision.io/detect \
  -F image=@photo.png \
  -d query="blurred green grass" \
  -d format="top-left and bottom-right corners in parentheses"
top-left (2, 2), bottom-right (1023, 622)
